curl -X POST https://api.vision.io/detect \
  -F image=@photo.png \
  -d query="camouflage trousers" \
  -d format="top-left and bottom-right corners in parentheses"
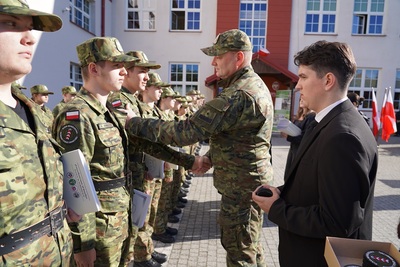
top-left (148, 179), bottom-right (162, 229)
top-left (70, 211), bottom-right (130, 267)
top-left (153, 178), bottom-right (174, 234)
top-left (134, 178), bottom-right (159, 261)
top-left (172, 166), bottom-right (185, 207)
top-left (219, 198), bottom-right (266, 267)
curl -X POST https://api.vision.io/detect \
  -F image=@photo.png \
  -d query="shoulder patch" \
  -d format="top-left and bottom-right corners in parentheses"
top-left (65, 110), bottom-right (80, 120)
top-left (59, 124), bottom-right (79, 144)
top-left (112, 100), bottom-right (122, 107)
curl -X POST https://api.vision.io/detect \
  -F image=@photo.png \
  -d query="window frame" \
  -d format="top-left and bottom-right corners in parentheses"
top-left (349, 68), bottom-right (380, 110)
top-left (305, 0), bottom-right (337, 34)
top-left (352, 0), bottom-right (385, 35)
top-left (70, 63), bottom-right (83, 92)
top-left (394, 69), bottom-right (400, 110)
top-left (126, 0), bottom-right (157, 31)
top-left (169, 62), bottom-right (199, 96)
top-left (239, 0), bottom-right (267, 53)
top-left (69, 0), bottom-right (93, 32)
top-left (170, 0), bottom-right (201, 31)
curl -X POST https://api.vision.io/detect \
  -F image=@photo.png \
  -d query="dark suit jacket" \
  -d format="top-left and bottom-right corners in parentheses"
top-left (269, 100), bottom-right (378, 267)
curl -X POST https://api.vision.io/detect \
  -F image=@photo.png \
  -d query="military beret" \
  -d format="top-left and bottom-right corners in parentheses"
top-left (0, 0), bottom-right (62, 32)
top-left (201, 29), bottom-right (253, 56)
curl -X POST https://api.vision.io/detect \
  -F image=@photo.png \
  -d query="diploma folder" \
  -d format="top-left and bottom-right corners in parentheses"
top-left (61, 149), bottom-right (101, 215)
top-left (132, 189), bottom-right (152, 228)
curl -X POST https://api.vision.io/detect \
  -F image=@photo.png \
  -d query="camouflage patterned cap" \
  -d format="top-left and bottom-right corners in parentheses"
top-left (124, 51), bottom-right (161, 70)
top-left (76, 37), bottom-right (139, 67)
top-left (61, 86), bottom-right (77, 95)
top-left (186, 89), bottom-right (200, 96)
top-left (161, 87), bottom-right (178, 98)
top-left (201, 29), bottom-right (252, 56)
top-left (0, 0), bottom-right (62, 32)
top-left (146, 73), bottom-right (171, 87)
top-left (30, 84), bottom-right (54, 95)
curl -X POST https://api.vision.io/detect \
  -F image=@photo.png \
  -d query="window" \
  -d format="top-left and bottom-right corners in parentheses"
top-left (239, 0), bottom-right (267, 53)
top-left (394, 70), bottom-right (400, 110)
top-left (349, 68), bottom-right (379, 109)
top-left (70, 63), bottom-right (83, 91)
top-left (69, 0), bottom-right (92, 32)
top-left (169, 63), bottom-right (199, 95)
top-left (127, 0), bottom-right (156, 30)
top-left (352, 0), bottom-right (384, 35)
top-left (170, 0), bottom-right (201, 31)
top-left (305, 0), bottom-right (336, 33)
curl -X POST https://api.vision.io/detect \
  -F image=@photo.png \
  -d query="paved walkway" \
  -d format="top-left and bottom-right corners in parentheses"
top-left (153, 134), bottom-right (400, 267)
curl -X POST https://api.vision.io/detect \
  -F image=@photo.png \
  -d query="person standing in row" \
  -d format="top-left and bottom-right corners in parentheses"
top-left (0, 0), bottom-right (74, 265)
top-left (53, 37), bottom-right (138, 267)
top-left (52, 85), bottom-right (77, 118)
top-left (125, 29), bottom-right (274, 267)
top-left (30, 84), bottom-right (54, 130)
top-left (253, 40), bottom-right (378, 267)
top-left (109, 51), bottom-right (202, 267)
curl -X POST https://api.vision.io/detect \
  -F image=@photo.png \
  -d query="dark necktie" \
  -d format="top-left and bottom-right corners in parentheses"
top-left (302, 119), bottom-right (318, 141)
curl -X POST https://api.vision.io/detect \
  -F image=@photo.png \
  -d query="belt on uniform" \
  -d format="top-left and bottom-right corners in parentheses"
top-left (0, 204), bottom-right (66, 256)
top-left (93, 173), bottom-right (132, 191)
top-left (130, 153), bottom-right (145, 163)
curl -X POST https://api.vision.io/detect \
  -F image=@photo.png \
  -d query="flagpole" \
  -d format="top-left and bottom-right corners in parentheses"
top-left (372, 87), bottom-right (379, 143)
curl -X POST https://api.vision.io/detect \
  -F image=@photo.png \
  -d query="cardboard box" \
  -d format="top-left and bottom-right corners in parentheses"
top-left (325, 236), bottom-right (400, 267)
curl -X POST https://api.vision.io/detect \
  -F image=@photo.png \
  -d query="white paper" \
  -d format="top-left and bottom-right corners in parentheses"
top-left (277, 118), bottom-right (302, 136)
top-left (144, 154), bottom-right (164, 178)
top-left (131, 189), bottom-right (152, 228)
top-left (61, 149), bottom-right (101, 215)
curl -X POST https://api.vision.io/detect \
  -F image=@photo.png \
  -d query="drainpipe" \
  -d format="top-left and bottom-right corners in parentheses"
top-left (101, 0), bottom-right (105, 36)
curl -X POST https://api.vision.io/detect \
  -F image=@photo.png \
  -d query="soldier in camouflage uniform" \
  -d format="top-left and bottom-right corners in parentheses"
top-left (30, 84), bottom-right (55, 128)
top-left (53, 37), bottom-right (138, 267)
top-left (125, 29), bottom-right (274, 267)
top-left (0, 0), bottom-right (74, 266)
top-left (52, 86), bottom-right (77, 118)
top-left (108, 51), bottom-right (200, 267)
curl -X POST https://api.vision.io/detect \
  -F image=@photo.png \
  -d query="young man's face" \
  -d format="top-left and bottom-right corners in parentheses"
top-left (64, 93), bottom-right (76, 103)
top-left (32, 93), bottom-right (49, 105)
top-left (296, 65), bottom-right (326, 113)
top-left (0, 14), bottom-right (36, 82)
top-left (97, 61), bottom-right (127, 93)
top-left (143, 85), bottom-right (162, 103)
top-left (124, 66), bottom-right (150, 93)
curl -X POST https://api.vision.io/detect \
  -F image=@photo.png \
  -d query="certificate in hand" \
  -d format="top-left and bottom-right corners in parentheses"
top-left (132, 189), bottom-right (152, 228)
top-left (61, 149), bottom-right (101, 215)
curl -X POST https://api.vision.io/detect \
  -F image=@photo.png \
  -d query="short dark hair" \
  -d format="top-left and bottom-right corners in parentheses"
top-left (294, 40), bottom-right (357, 90)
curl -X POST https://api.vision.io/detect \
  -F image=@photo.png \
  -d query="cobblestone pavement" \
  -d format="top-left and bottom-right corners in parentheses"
top-left (151, 134), bottom-right (400, 267)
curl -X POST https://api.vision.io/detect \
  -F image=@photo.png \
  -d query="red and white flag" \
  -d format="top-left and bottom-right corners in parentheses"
top-left (371, 88), bottom-right (379, 137)
top-left (380, 88), bottom-right (397, 142)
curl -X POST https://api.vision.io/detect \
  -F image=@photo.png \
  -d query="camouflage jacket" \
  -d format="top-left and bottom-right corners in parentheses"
top-left (52, 99), bottom-right (66, 119)
top-left (0, 87), bottom-right (72, 265)
top-left (126, 66), bottom-right (274, 199)
top-left (53, 87), bottom-right (130, 252)
top-left (108, 87), bottom-right (195, 170)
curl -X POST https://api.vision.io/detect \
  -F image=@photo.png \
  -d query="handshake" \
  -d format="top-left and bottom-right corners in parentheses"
top-left (191, 155), bottom-right (212, 174)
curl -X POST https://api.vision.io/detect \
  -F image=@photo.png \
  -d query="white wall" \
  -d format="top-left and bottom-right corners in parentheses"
top-left (112, 0), bottom-right (218, 101)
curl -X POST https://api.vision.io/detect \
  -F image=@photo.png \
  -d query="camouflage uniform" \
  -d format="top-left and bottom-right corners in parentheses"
top-left (53, 86), bottom-right (78, 119)
top-left (52, 37), bottom-right (139, 267)
top-left (126, 29), bottom-right (274, 267)
top-left (53, 88), bottom-right (131, 267)
top-left (108, 69), bottom-right (195, 263)
top-left (30, 84), bottom-right (55, 129)
top-left (0, 87), bottom-right (73, 266)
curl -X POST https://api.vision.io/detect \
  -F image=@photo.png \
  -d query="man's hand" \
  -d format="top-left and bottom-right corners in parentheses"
top-left (66, 208), bottom-right (82, 223)
top-left (117, 103), bottom-right (138, 127)
top-left (191, 155), bottom-right (212, 174)
top-left (74, 248), bottom-right (96, 267)
top-left (252, 185), bottom-right (281, 213)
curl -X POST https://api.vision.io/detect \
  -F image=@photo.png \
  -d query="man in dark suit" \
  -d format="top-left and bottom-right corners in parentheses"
top-left (252, 41), bottom-right (378, 267)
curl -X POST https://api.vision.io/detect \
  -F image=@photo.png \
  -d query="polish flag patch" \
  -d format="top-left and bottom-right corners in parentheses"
top-left (66, 110), bottom-right (80, 120)
top-left (112, 100), bottom-right (122, 107)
